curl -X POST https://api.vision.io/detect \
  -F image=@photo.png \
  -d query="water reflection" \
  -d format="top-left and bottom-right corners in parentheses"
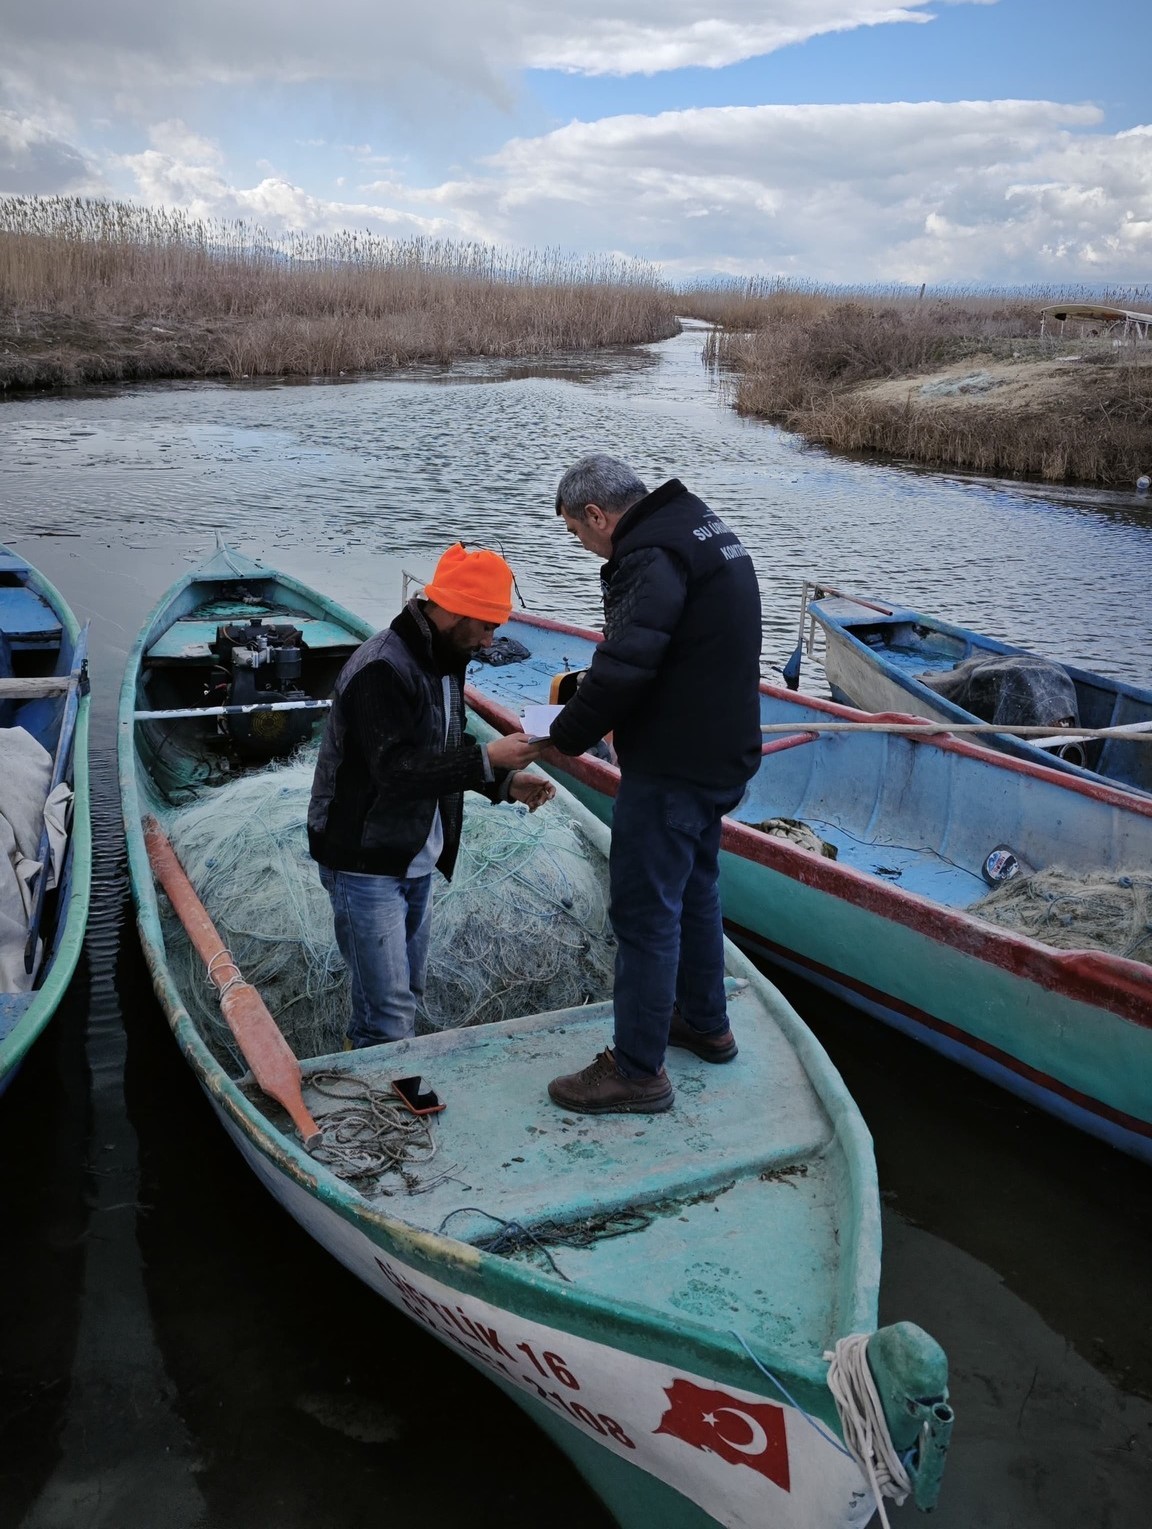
top-left (2, 326), bottom-right (1152, 1526)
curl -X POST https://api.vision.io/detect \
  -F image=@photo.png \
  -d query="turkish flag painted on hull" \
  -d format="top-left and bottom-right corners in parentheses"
top-left (654, 1380), bottom-right (791, 1490)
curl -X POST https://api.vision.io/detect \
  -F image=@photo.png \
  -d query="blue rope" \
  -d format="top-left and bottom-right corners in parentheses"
top-left (730, 1330), bottom-right (853, 1459)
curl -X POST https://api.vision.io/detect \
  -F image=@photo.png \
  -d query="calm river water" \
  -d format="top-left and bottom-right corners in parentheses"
top-left (2, 325), bottom-right (1151, 1527)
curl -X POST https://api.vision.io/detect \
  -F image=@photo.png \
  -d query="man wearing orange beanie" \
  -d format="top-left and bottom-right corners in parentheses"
top-left (308, 544), bottom-right (550, 1048)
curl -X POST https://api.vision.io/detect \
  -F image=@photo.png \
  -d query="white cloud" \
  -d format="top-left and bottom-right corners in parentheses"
top-left (403, 100), bottom-right (1152, 282)
top-left (517, 0), bottom-right (939, 75)
top-left (101, 97), bottom-right (1152, 285)
top-left (0, 107), bottom-right (102, 194)
top-left (115, 135), bottom-right (448, 238)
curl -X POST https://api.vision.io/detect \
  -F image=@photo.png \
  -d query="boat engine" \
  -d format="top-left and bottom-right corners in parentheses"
top-left (208, 619), bottom-right (314, 761)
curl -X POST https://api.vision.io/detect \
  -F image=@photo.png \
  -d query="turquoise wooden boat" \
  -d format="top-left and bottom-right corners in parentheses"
top-left (464, 611), bottom-right (1152, 1166)
top-left (119, 548), bottom-right (951, 1529)
top-left (0, 546), bottom-right (91, 1094)
top-left (804, 587), bottom-right (1152, 797)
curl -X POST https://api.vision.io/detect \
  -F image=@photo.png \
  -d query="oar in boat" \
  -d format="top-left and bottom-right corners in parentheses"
top-left (142, 815), bottom-right (322, 1150)
top-left (759, 719), bottom-right (1152, 741)
top-left (23, 623), bottom-right (89, 974)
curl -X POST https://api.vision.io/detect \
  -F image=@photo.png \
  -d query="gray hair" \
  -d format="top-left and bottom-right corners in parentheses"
top-left (555, 454), bottom-right (648, 520)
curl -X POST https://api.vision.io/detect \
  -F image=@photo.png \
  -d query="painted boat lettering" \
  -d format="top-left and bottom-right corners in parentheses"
top-left (376, 1257), bottom-right (635, 1445)
top-left (369, 1255), bottom-right (872, 1529)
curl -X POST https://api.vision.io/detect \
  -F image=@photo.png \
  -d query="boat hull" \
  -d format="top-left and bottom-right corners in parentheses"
top-left (209, 1089), bottom-right (874, 1529)
top-left (552, 761), bottom-right (1152, 1165)
top-left (464, 611), bottom-right (1152, 1165)
top-left (0, 549), bottom-right (92, 1093)
top-left (810, 596), bottom-right (1152, 796)
top-left (119, 548), bottom-right (902, 1529)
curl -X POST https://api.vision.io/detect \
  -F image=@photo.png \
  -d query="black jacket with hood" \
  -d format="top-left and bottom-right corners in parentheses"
top-left (548, 479), bottom-right (762, 790)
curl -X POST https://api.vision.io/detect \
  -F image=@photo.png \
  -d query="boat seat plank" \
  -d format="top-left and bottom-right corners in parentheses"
top-left (0, 587), bottom-right (61, 643)
top-left (147, 617), bottom-right (360, 663)
top-left (0, 553), bottom-right (31, 576)
top-left (0, 676), bottom-right (73, 699)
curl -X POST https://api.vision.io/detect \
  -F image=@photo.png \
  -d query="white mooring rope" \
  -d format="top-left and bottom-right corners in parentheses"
top-left (825, 1334), bottom-right (912, 1529)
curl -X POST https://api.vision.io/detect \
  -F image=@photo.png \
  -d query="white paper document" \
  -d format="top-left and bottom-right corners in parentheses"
top-left (520, 704), bottom-right (565, 739)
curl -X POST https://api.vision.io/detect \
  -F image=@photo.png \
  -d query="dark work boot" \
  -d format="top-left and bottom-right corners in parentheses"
top-left (547, 1049), bottom-right (674, 1114)
top-left (668, 1007), bottom-right (738, 1063)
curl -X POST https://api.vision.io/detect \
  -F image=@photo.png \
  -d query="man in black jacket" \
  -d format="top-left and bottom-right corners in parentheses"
top-left (308, 543), bottom-right (548, 1048)
top-left (545, 455), bottom-right (762, 1113)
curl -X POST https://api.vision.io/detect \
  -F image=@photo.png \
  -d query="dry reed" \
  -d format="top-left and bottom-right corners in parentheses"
top-left (0, 196), bottom-right (678, 387)
top-left (687, 280), bottom-right (1152, 485)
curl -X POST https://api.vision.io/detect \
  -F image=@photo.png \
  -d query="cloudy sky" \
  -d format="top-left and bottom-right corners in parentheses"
top-left (2, 0), bottom-right (1150, 283)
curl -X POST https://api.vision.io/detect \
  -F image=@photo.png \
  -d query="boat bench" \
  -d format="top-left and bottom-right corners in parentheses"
top-left (146, 618), bottom-right (360, 665)
top-left (0, 588), bottom-right (62, 652)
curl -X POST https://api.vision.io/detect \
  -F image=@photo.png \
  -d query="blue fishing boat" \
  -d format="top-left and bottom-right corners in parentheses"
top-left (119, 547), bottom-right (952, 1528)
top-left (464, 610), bottom-right (1152, 1166)
top-left (802, 585), bottom-right (1152, 796)
top-left (0, 546), bottom-right (91, 1094)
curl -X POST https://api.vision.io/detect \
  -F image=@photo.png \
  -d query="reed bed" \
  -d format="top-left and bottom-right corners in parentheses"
top-left (688, 280), bottom-right (1152, 485)
top-left (0, 197), bottom-right (678, 387)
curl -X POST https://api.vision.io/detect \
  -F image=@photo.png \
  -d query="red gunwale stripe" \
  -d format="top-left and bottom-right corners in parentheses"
top-left (467, 655), bottom-right (1152, 1030)
top-left (729, 921), bottom-right (1152, 1140)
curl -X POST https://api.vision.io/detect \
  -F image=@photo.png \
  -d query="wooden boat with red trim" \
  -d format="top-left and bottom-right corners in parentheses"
top-left (465, 610), bottom-right (1152, 1166)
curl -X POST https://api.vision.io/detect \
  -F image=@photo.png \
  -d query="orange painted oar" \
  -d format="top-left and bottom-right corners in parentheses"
top-left (143, 815), bottom-right (322, 1150)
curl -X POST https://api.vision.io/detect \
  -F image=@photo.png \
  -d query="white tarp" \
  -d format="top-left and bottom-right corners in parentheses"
top-left (0, 726), bottom-right (72, 992)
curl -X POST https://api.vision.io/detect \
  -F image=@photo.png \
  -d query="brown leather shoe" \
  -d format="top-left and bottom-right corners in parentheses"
top-left (668, 1007), bottom-right (738, 1063)
top-left (548, 1049), bottom-right (674, 1114)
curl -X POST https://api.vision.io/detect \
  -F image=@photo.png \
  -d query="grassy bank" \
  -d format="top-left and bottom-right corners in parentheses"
top-left (0, 198), bottom-right (678, 389)
top-left (683, 281), bottom-right (1152, 485)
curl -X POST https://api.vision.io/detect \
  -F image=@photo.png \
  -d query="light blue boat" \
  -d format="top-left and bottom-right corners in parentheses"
top-left (804, 586), bottom-right (1152, 797)
top-left (0, 547), bottom-right (91, 1095)
top-left (464, 610), bottom-right (1152, 1165)
top-left (119, 547), bottom-right (952, 1528)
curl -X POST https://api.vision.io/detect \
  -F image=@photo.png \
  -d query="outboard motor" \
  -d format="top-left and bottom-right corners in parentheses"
top-left (208, 619), bottom-right (313, 761)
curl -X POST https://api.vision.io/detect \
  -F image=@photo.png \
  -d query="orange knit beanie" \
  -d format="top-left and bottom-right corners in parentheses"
top-left (423, 542), bottom-right (514, 624)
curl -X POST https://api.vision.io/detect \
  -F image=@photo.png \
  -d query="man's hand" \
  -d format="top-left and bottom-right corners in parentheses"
top-left (487, 731), bottom-right (546, 771)
top-left (508, 771), bottom-right (556, 812)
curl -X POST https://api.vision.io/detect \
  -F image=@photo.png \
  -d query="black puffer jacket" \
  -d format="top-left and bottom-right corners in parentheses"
top-left (308, 599), bottom-right (507, 878)
top-left (549, 479), bottom-right (762, 789)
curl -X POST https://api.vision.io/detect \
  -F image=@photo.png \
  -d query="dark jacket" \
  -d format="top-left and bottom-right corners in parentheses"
top-left (308, 599), bottom-right (508, 879)
top-left (549, 479), bottom-right (762, 789)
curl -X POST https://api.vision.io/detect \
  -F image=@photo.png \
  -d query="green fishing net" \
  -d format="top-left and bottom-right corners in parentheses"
top-left (160, 752), bottom-right (615, 1073)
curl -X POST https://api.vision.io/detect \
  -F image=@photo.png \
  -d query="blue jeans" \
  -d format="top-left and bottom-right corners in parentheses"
top-left (608, 772), bottom-right (743, 1078)
top-left (318, 866), bottom-right (433, 1046)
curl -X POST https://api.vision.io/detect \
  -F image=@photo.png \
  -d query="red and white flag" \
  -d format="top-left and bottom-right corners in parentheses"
top-left (655, 1379), bottom-right (791, 1491)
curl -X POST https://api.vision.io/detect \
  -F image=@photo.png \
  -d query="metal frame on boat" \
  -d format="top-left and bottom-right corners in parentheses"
top-left (463, 609), bottom-right (1152, 1166)
top-left (0, 546), bottom-right (92, 1094)
top-left (119, 547), bottom-right (951, 1529)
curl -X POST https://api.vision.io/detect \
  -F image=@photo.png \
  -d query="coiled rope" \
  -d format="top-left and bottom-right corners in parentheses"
top-left (825, 1334), bottom-right (912, 1529)
top-left (306, 1072), bottom-right (439, 1182)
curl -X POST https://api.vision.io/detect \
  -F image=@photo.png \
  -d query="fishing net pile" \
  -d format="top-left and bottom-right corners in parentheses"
top-left (161, 752), bottom-right (615, 1074)
top-left (752, 817), bottom-right (838, 859)
top-left (971, 867), bottom-right (1152, 965)
top-left (918, 654), bottom-right (1078, 728)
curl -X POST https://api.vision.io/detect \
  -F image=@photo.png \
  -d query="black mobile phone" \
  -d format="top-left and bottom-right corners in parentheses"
top-left (391, 1075), bottom-right (445, 1116)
